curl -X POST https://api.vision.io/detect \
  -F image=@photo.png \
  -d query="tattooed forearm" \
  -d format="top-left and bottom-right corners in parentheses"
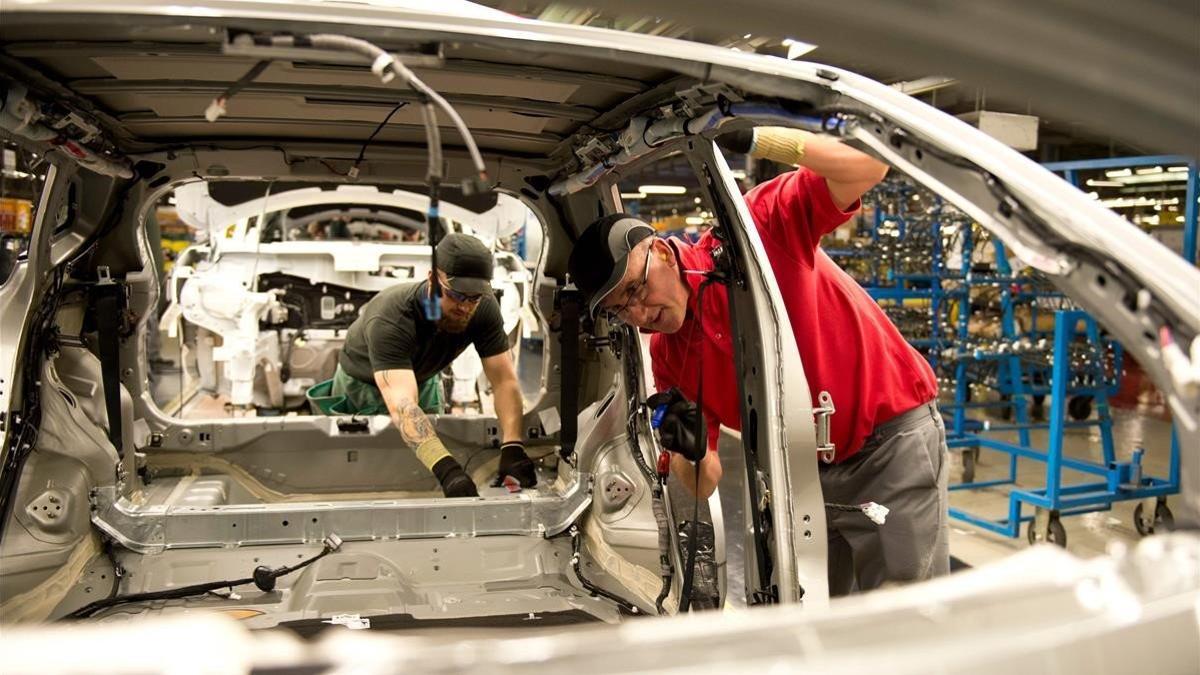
top-left (393, 399), bottom-right (438, 448)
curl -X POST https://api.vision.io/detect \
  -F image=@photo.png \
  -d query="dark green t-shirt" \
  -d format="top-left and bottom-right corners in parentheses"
top-left (338, 281), bottom-right (510, 384)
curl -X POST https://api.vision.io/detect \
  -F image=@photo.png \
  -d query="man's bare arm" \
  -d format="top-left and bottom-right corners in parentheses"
top-left (672, 451), bottom-right (723, 499)
top-left (374, 368), bottom-right (446, 466)
top-left (749, 127), bottom-right (889, 210)
top-left (797, 133), bottom-right (889, 210)
top-left (481, 351), bottom-right (524, 444)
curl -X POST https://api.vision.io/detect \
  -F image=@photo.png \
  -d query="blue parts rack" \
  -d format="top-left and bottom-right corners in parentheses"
top-left (827, 170), bottom-right (1185, 546)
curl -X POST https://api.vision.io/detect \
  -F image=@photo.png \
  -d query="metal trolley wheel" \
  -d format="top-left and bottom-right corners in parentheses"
top-left (1133, 499), bottom-right (1174, 536)
top-left (1027, 512), bottom-right (1067, 547)
top-left (1067, 395), bottom-right (1093, 421)
top-left (961, 447), bottom-right (980, 484)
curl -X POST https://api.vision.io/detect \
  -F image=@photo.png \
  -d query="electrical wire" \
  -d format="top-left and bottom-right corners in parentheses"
top-left (219, 60), bottom-right (270, 103)
top-left (419, 100), bottom-right (445, 320)
top-left (679, 274), bottom-right (721, 613)
top-left (350, 101), bottom-right (408, 175)
top-left (298, 34), bottom-right (487, 180)
top-left (63, 535), bottom-right (342, 620)
top-left (244, 180), bottom-right (273, 284)
top-left (569, 524), bottom-right (641, 615)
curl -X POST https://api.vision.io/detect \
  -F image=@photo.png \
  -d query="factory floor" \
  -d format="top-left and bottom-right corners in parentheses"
top-left (944, 405), bottom-right (1177, 566)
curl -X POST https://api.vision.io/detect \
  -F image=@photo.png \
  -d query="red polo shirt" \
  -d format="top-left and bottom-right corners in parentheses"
top-left (649, 168), bottom-right (938, 462)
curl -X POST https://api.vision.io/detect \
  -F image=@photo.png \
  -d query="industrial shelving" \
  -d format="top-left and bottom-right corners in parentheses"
top-left (827, 168), bottom-right (1185, 545)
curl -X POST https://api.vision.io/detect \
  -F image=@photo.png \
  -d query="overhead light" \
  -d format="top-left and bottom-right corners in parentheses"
top-left (1085, 179), bottom-right (1124, 187)
top-left (639, 185), bottom-right (687, 195)
top-left (1134, 166), bottom-right (1163, 175)
top-left (1167, 166), bottom-right (1189, 173)
top-left (693, 197), bottom-right (702, 204)
top-left (1100, 196), bottom-right (1180, 208)
top-left (1112, 173), bottom-right (1188, 185)
top-left (729, 169), bottom-right (747, 180)
top-left (1105, 168), bottom-right (1132, 178)
top-left (685, 216), bottom-right (706, 225)
top-left (743, 33), bottom-right (752, 39)
top-left (781, 38), bottom-right (817, 60)
top-left (620, 191), bottom-right (646, 199)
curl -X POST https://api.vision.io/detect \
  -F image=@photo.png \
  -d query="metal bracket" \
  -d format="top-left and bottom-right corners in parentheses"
top-left (814, 390), bottom-right (836, 463)
top-left (674, 83), bottom-right (743, 117)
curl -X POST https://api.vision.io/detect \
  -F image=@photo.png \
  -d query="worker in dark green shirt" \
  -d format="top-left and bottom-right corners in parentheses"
top-left (332, 233), bottom-right (536, 498)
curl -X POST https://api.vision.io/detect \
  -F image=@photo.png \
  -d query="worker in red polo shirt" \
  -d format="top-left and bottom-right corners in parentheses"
top-left (567, 127), bottom-right (948, 595)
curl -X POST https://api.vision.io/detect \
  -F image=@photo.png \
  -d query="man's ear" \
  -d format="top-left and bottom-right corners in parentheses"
top-left (655, 239), bottom-right (675, 267)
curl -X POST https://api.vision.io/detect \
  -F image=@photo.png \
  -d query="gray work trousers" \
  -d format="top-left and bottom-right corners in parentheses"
top-left (821, 400), bottom-right (950, 596)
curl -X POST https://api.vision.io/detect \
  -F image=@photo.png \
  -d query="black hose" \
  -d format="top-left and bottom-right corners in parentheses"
top-left (63, 535), bottom-right (342, 620)
top-left (679, 275), bottom-right (719, 612)
top-left (219, 60), bottom-right (271, 102)
top-left (569, 525), bottom-right (641, 615)
top-left (351, 101), bottom-right (408, 174)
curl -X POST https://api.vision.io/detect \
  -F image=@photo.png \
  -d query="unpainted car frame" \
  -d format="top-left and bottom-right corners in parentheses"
top-left (0, 0), bottom-right (1195, 659)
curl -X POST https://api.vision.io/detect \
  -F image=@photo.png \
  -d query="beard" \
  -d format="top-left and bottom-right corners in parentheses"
top-left (437, 313), bottom-right (472, 333)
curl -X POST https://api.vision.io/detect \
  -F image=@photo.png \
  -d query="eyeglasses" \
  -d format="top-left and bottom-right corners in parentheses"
top-left (604, 243), bottom-right (653, 324)
top-left (443, 285), bottom-right (485, 305)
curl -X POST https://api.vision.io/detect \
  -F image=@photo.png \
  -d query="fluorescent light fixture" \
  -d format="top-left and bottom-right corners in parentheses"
top-left (782, 38), bottom-right (817, 59)
top-left (1113, 173), bottom-right (1188, 185)
top-left (685, 216), bottom-right (706, 225)
top-left (1085, 179), bottom-right (1124, 187)
top-left (1105, 168), bottom-right (1132, 178)
top-left (620, 192), bottom-right (647, 199)
top-left (1100, 196), bottom-right (1180, 208)
top-left (1135, 166), bottom-right (1163, 175)
top-left (1167, 166), bottom-right (1189, 172)
top-left (638, 185), bottom-right (687, 195)
top-left (743, 33), bottom-right (752, 39)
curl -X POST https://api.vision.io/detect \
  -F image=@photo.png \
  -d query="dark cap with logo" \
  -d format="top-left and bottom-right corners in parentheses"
top-left (436, 233), bottom-right (493, 294)
top-left (567, 213), bottom-right (656, 317)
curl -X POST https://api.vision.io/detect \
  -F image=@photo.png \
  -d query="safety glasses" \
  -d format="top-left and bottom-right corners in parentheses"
top-left (603, 243), bottom-right (653, 324)
top-left (443, 285), bottom-right (485, 305)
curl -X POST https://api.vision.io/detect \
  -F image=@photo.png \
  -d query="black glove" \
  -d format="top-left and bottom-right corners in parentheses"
top-left (647, 388), bottom-right (707, 462)
top-left (715, 128), bottom-right (755, 155)
top-left (495, 441), bottom-right (537, 489)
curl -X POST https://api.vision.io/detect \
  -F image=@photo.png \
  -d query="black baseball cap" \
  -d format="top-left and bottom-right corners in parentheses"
top-left (436, 233), bottom-right (493, 294)
top-left (567, 213), bottom-right (656, 317)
